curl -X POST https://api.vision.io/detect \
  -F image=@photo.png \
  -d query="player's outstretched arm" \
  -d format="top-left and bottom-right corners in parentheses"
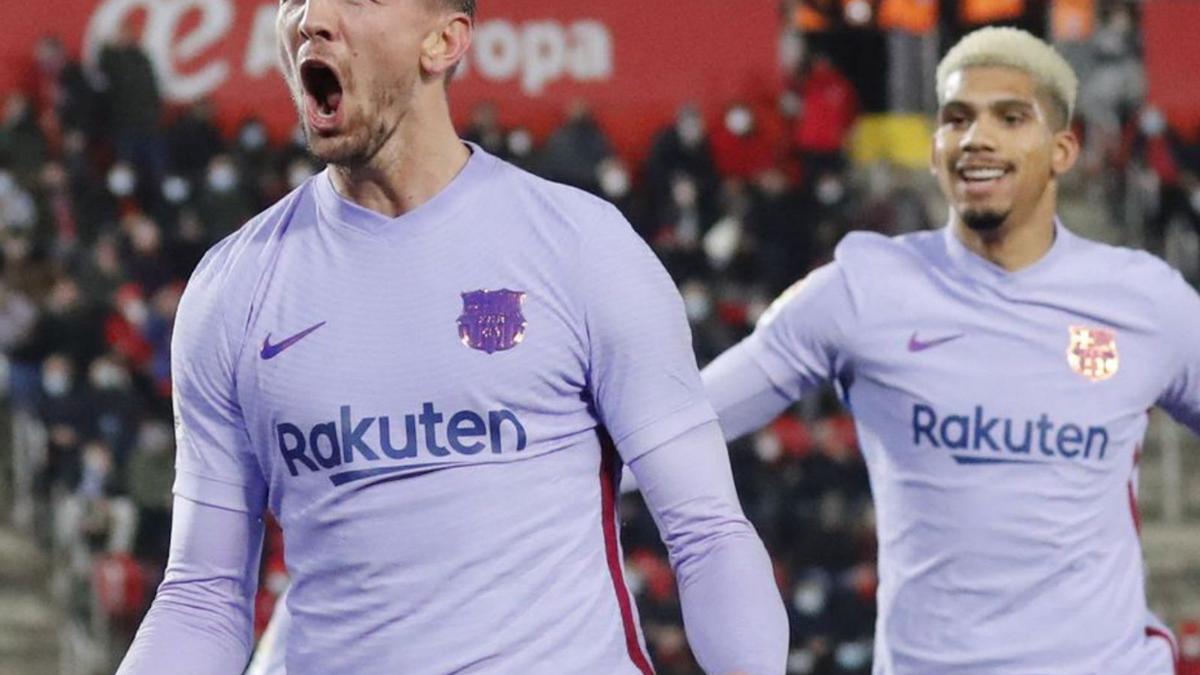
top-left (702, 342), bottom-right (796, 441)
top-left (629, 420), bottom-right (788, 675)
top-left (703, 263), bottom-right (856, 441)
top-left (117, 495), bottom-right (265, 674)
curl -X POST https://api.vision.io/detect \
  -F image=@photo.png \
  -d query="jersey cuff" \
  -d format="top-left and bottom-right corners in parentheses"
top-left (173, 469), bottom-right (266, 514)
top-left (611, 399), bottom-right (718, 463)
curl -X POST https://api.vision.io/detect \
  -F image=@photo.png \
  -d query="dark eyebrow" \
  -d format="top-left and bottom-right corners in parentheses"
top-left (939, 98), bottom-right (1036, 118)
top-left (991, 99), bottom-right (1036, 113)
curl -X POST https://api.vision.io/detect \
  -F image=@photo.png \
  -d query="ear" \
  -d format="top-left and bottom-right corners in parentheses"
top-left (1049, 127), bottom-right (1080, 177)
top-left (421, 14), bottom-right (472, 78)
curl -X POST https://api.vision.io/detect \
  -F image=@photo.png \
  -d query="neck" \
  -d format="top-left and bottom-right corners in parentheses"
top-left (952, 184), bottom-right (1059, 272)
top-left (328, 94), bottom-right (469, 219)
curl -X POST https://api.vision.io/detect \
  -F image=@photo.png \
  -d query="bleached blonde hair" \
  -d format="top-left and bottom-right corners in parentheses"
top-left (936, 27), bottom-right (1079, 129)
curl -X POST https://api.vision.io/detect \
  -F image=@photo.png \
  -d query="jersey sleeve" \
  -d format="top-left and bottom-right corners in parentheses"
top-left (172, 242), bottom-right (267, 514)
top-left (1155, 271), bottom-right (1200, 435)
top-left (580, 203), bottom-right (716, 463)
top-left (117, 496), bottom-right (264, 674)
top-left (741, 262), bottom-right (857, 400)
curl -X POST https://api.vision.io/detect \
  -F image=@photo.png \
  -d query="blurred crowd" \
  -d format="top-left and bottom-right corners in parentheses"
top-left (1, 1), bottom-right (1199, 673)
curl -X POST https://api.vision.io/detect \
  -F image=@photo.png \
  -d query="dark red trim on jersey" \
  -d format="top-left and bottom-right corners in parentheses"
top-left (1128, 445), bottom-right (1143, 536)
top-left (1145, 625), bottom-right (1180, 672)
top-left (598, 430), bottom-right (655, 675)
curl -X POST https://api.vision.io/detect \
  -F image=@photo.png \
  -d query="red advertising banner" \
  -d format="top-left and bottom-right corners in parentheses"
top-left (1144, 0), bottom-right (1200, 138)
top-left (7, 1), bottom-right (782, 159)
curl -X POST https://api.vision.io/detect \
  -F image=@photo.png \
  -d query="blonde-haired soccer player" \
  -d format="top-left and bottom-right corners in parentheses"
top-left (704, 26), bottom-right (1197, 674)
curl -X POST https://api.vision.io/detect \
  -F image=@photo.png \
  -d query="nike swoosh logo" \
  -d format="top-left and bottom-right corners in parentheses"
top-left (261, 321), bottom-right (327, 360)
top-left (908, 331), bottom-right (964, 352)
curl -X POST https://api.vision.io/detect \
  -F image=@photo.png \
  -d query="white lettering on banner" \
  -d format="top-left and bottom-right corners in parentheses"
top-left (85, 0), bottom-right (234, 101)
top-left (83, 1), bottom-right (613, 102)
top-left (469, 19), bottom-right (613, 95)
top-left (244, 4), bottom-right (280, 78)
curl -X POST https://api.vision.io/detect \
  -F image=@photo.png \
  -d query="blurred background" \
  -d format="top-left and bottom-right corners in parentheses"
top-left (1, 0), bottom-right (1199, 673)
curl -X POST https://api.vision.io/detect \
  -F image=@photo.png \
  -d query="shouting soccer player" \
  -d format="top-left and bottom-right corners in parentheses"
top-left (703, 27), bottom-right (1200, 674)
top-left (116, 1), bottom-right (787, 673)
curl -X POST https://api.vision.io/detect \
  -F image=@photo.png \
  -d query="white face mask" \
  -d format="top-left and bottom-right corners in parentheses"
top-left (122, 299), bottom-right (149, 326)
top-left (678, 115), bottom-right (704, 147)
top-left (816, 177), bottom-right (845, 205)
top-left (240, 124), bottom-right (267, 150)
top-left (682, 289), bottom-right (712, 323)
top-left (834, 641), bottom-right (871, 669)
top-left (162, 176), bottom-right (190, 204)
top-left (1139, 108), bottom-right (1166, 137)
top-left (507, 129), bottom-right (533, 158)
top-left (724, 107), bottom-right (754, 137)
top-left (1181, 633), bottom-right (1200, 658)
top-left (792, 583), bottom-right (827, 616)
top-left (671, 178), bottom-right (698, 209)
top-left (90, 363), bottom-right (127, 390)
top-left (599, 165), bottom-right (630, 200)
top-left (753, 430), bottom-right (782, 463)
top-left (107, 164), bottom-right (136, 197)
top-left (288, 162), bottom-right (315, 190)
top-left (207, 165), bottom-right (238, 192)
top-left (43, 371), bottom-right (70, 397)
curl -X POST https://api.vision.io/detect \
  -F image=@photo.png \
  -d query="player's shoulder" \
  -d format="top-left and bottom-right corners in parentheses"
top-left (486, 153), bottom-right (631, 242)
top-left (830, 227), bottom-right (943, 289)
top-left (179, 181), bottom-right (315, 340)
top-left (1066, 228), bottom-right (1177, 280)
top-left (1064, 228), bottom-right (1197, 309)
top-left (189, 181), bottom-right (313, 293)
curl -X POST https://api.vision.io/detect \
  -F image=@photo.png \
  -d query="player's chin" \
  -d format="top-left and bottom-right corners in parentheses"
top-left (960, 207), bottom-right (1010, 232)
top-left (305, 130), bottom-right (365, 165)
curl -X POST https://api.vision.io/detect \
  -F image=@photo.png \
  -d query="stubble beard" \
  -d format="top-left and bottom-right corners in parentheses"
top-left (300, 86), bottom-right (402, 170)
top-left (961, 208), bottom-right (1009, 232)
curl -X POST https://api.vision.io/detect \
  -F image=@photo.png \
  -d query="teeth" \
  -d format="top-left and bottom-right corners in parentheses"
top-left (961, 168), bottom-right (1005, 181)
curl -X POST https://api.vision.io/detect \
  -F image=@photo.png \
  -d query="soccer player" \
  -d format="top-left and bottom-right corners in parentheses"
top-left (703, 27), bottom-right (1200, 674)
top-left (116, 1), bottom-right (787, 673)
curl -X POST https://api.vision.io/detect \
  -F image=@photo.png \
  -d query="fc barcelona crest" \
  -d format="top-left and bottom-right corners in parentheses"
top-left (457, 289), bottom-right (527, 354)
top-left (1066, 325), bottom-right (1119, 382)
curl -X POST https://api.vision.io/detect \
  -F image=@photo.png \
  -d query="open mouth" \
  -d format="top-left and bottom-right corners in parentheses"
top-left (300, 60), bottom-right (344, 120)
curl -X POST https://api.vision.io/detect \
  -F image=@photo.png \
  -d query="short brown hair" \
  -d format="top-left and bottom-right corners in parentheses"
top-left (444, 0), bottom-right (475, 18)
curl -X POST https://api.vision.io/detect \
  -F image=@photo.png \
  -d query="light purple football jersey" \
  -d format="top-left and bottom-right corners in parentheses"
top-left (706, 223), bottom-right (1200, 674)
top-left (170, 144), bottom-right (719, 674)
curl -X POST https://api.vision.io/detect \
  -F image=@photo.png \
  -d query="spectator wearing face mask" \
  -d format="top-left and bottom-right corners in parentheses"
top-left (642, 104), bottom-right (721, 239)
top-left (126, 419), bottom-right (175, 563)
top-left (104, 283), bottom-right (154, 374)
top-left (791, 53), bottom-right (859, 179)
top-left (1120, 105), bottom-right (1200, 259)
top-left (461, 100), bottom-right (508, 159)
top-left (83, 354), bottom-right (141, 464)
top-left (20, 276), bottom-right (106, 369)
top-left (536, 99), bottom-right (613, 195)
top-left (37, 353), bottom-right (90, 495)
top-left (97, 18), bottom-right (166, 191)
top-left (710, 102), bottom-right (781, 181)
top-left (595, 156), bottom-right (636, 222)
top-left (194, 154), bottom-right (254, 239)
top-left (121, 214), bottom-right (173, 297)
top-left (0, 94), bottom-right (48, 187)
top-left (165, 100), bottom-right (225, 181)
top-left (0, 279), bottom-right (40, 410)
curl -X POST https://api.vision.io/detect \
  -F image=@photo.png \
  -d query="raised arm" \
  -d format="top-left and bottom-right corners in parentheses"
top-left (703, 263), bottom-right (856, 441)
